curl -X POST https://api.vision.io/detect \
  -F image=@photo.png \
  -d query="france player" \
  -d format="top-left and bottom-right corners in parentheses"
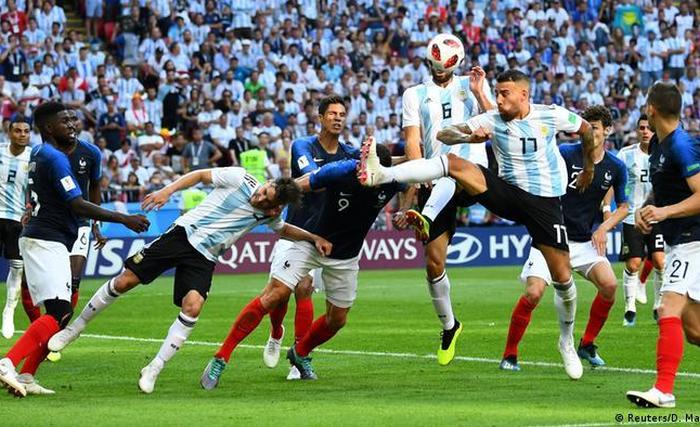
top-left (201, 144), bottom-right (404, 385)
top-left (396, 34), bottom-right (494, 365)
top-left (501, 106), bottom-right (628, 376)
top-left (0, 119), bottom-right (31, 339)
top-left (48, 167), bottom-right (327, 394)
top-left (617, 115), bottom-right (665, 326)
top-left (19, 109), bottom-right (105, 362)
top-left (0, 102), bottom-right (149, 397)
top-left (627, 82), bottom-right (700, 409)
top-left (263, 95), bottom-right (356, 379)
top-left (358, 70), bottom-right (597, 363)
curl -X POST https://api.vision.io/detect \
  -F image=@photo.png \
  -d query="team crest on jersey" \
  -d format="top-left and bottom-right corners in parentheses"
top-left (78, 157), bottom-right (88, 174)
top-left (540, 125), bottom-right (549, 136)
top-left (458, 90), bottom-right (467, 101)
top-left (132, 251), bottom-right (144, 264)
top-left (601, 170), bottom-right (612, 190)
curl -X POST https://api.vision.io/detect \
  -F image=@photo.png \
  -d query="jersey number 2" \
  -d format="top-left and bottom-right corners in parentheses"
top-left (441, 102), bottom-right (452, 119)
top-left (7, 169), bottom-right (16, 184)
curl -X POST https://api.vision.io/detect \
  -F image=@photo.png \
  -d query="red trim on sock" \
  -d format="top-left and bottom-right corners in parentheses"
top-left (296, 315), bottom-right (337, 357)
top-left (214, 297), bottom-right (267, 363)
top-left (21, 284), bottom-right (41, 323)
top-left (655, 316), bottom-right (684, 394)
top-left (6, 315), bottom-right (59, 367)
top-left (71, 290), bottom-right (80, 310)
top-left (269, 301), bottom-right (288, 340)
top-left (640, 258), bottom-right (654, 284)
top-left (294, 297), bottom-right (314, 343)
top-left (581, 293), bottom-right (615, 346)
top-left (503, 296), bottom-right (537, 358)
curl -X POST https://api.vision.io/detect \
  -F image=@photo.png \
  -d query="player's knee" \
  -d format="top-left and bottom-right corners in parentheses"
top-left (44, 299), bottom-right (73, 328)
top-left (626, 259), bottom-right (641, 273)
top-left (295, 276), bottom-right (314, 299)
top-left (261, 281), bottom-right (292, 310)
top-left (652, 258), bottom-right (665, 271)
top-left (524, 287), bottom-right (545, 305)
top-left (114, 269), bottom-right (141, 293)
top-left (426, 257), bottom-right (445, 280)
top-left (326, 311), bottom-right (347, 332)
top-left (550, 270), bottom-right (571, 285)
top-left (181, 292), bottom-right (205, 317)
top-left (684, 325), bottom-right (700, 346)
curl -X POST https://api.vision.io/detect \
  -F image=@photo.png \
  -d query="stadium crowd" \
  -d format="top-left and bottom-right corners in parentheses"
top-left (0, 0), bottom-right (698, 225)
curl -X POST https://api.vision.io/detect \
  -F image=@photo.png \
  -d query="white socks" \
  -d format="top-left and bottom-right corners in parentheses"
top-left (380, 155), bottom-right (449, 185)
top-left (73, 279), bottom-right (122, 332)
top-left (553, 278), bottom-right (577, 340)
top-left (422, 177), bottom-right (456, 222)
top-left (653, 269), bottom-right (663, 310)
top-left (623, 269), bottom-right (638, 313)
top-left (4, 262), bottom-right (22, 311)
top-left (427, 271), bottom-right (455, 330)
top-left (151, 312), bottom-right (197, 371)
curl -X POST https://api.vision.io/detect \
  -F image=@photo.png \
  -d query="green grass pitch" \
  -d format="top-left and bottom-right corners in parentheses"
top-left (0, 265), bottom-right (698, 426)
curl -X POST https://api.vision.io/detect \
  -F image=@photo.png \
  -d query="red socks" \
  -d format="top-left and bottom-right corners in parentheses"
top-left (268, 301), bottom-right (288, 340)
top-left (640, 258), bottom-right (654, 284)
top-left (581, 293), bottom-right (615, 346)
top-left (655, 317), bottom-right (684, 394)
top-left (296, 315), bottom-right (337, 357)
top-left (21, 285), bottom-right (41, 323)
top-left (71, 290), bottom-right (80, 310)
top-left (6, 315), bottom-right (59, 367)
top-left (294, 297), bottom-right (314, 343)
top-left (19, 346), bottom-right (50, 376)
top-left (503, 296), bottom-right (537, 359)
top-left (215, 297), bottom-right (267, 363)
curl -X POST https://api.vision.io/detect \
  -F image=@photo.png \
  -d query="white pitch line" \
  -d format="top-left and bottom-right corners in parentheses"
top-left (73, 332), bottom-right (700, 379)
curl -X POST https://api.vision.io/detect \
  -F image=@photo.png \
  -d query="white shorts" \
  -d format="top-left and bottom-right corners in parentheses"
top-left (520, 240), bottom-right (610, 285)
top-left (270, 239), bottom-right (324, 291)
top-left (271, 241), bottom-right (358, 308)
top-left (661, 241), bottom-right (700, 302)
top-left (19, 237), bottom-right (72, 306)
top-left (70, 226), bottom-right (91, 258)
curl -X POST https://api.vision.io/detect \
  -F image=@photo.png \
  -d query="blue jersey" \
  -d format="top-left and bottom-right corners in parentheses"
top-left (649, 127), bottom-right (700, 245)
top-left (286, 135), bottom-right (359, 230)
top-left (560, 143), bottom-right (628, 242)
top-left (69, 140), bottom-right (102, 226)
top-left (309, 159), bottom-right (404, 259)
top-left (22, 143), bottom-right (83, 249)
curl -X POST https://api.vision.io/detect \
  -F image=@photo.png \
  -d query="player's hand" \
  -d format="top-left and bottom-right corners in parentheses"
top-left (469, 66), bottom-right (486, 93)
top-left (20, 208), bottom-right (31, 226)
top-left (635, 209), bottom-right (652, 234)
top-left (437, 124), bottom-right (471, 145)
top-left (313, 236), bottom-right (333, 256)
top-left (591, 228), bottom-right (607, 257)
top-left (392, 210), bottom-right (409, 230)
top-left (575, 169), bottom-right (594, 192)
top-left (640, 205), bottom-right (667, 226)
top-left (468, 127), bottom-right (491, 143)
top-left (123, 214), bottom-right (150, 233)
top-left (92, 222), bottom-right (107, 250)
top-left (141, 189), bottom-right (171, 211)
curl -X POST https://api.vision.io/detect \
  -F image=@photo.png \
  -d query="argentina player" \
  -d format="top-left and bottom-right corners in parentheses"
top-left (0, 102), bottom-right (149, 397)
top-left (502, 106), bottom-right (628, 376)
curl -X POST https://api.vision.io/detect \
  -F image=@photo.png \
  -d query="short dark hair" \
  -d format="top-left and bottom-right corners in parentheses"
top-left (33, 101), bottom-right (66, 133)
top-left (318, 95), bottom-right (345, 116)
top-left (376, 143), bottom-right (392, 167)
top-left (9, 117), bottom-right (30, 130)
top-left (637, 114), bottom-right (649, 127)
top-left (581, 105), bottom-right (613, 128)
top-left (273, 177), bottom-right (303, 207)
top-left (647, 82), bottom-right (682, 117)
top-left (496, 69), bottom-right (530, 87)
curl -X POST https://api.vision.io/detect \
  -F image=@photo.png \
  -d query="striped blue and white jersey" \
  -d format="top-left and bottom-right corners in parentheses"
top-left (465, 104), bottom-right (583, 197)
top-left (402, 75), bottom-right (493, 166)
top-left (175, 167), bottom-right (285, 262)
top-left (0, 142), bottom-right (31, 223)
top-left (617, 143), bottom-right (651, 225)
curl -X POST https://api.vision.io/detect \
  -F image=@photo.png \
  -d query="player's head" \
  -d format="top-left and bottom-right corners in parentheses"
top-left (251, 177), bottom-right (303, 213)
top-left (645, 82), bottom-right (682, 131)
top-left (494, 70), bottom-right (530, 121)
top-left (636, 114), bottom-right (653, 145)
top-left (376, 142), bottom-right (392, 167)
top-left (581, 105), bottom-right (613, 146)
top-left (426, 33), bottom-right (465, 84)
top-left (8, 118), bottom-right (31, 148)
top-left (318, 95), bottom-right (347, 136)
top-left (33, 101), bottom-right (75, 146)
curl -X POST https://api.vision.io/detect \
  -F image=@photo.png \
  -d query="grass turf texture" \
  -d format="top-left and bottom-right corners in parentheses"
top-left (0, 265), bottom-right (698, 426)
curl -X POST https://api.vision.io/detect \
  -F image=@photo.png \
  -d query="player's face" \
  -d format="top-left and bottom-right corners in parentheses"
top-left (430, 63), bottom-right (452, 85)
top-left (51, 110), bottom-right (77, 145)
top-left (636, 119), bottom-right (652, 144)
top-left (494, 81), bottom-right (528, 121)
top-left (251, 183), bottom-right (282, 214)
top-left (320, 103), bottom-right (346, 135)
top-left (589, 120), bottom-right (610, 147)
top-left (9, 122), bottom-right (30, 147)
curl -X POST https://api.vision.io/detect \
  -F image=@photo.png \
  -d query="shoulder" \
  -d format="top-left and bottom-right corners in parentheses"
top-left (607, 151), bottom-right (627, 171)
top-left (339, 142), bottom-right (359, 158)
top-left (81, 140), bottom-right (102, 158)
top-left (558, 142), bottom-right (581, 156)
top-left (618, 144), bottom-right (636, 155)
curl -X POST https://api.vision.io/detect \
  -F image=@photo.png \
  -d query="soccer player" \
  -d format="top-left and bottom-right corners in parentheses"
top-left (617, 115), bottom-right (665, 326)
top-left (200, 144), bottom-right (404, 385)
top-left (19, 109), bottom-right (105, 362)
top-left (396, 33), bottom-right (494, 365)
top-left (358, 70), bottom-right (597, 358)
top-left (627, 82), bottom-right (700, 409)
top-left (500, 106), bottom-right (628, 376)
top-left (263, 95), bottom-right (356, 380)
top-left (0, 119), bottom-right (31, 339)
top-left (48, 167), bottom-right (329, 394)
top-left (0, 102), bottom-right (149, 397)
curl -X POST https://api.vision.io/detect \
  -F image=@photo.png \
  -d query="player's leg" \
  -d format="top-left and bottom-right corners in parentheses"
top-left (649, 229), bottom-right (666, 320)
top-left (406, 178), bottom-right (457, 241)
top-left (2, 221), bottom-right (25, 339)
top-left (68, 226), bottom-right (91, 310)
top-left (578, 257), bottom-right (617, 367)
top-left (682, 300), bottom-right (700, 346)
top-left (622, 256), bottom-right (642, 326)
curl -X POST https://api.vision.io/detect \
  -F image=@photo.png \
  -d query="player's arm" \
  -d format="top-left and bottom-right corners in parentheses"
top-left (469, 66), bottom-right (495, 112)
top-left (141, 169), bottom-right (214, 211)
top-left (277, 223), bottom-right (332, 256)
top-left (69, 197), bottom-right (149, 233)
top-left (636, 191), bottom-right (655, 234)
top-left (601, 187), bottom-right (614, 222)
top-left (291, 139), bottom-right (321, 175)
top-left (88, 148), bottom-right (107, 248)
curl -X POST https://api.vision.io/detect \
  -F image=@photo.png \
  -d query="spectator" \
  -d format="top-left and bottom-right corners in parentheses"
top-left (183, 127), bottom-right (221, 171)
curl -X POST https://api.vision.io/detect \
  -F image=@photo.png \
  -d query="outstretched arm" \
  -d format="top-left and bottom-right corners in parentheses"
top-left (574, 120), bottom-right (596, 192)
top-left (70, 198), bottom-right (149, 232)
top-left (437, 123), bottom-right (491, 145)
top-left (278, 223), bottom-right (332, 256)
top-left (142, 169), bottom-right (213, 211)
top-left (295, 159), bottom-right (359, 192)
